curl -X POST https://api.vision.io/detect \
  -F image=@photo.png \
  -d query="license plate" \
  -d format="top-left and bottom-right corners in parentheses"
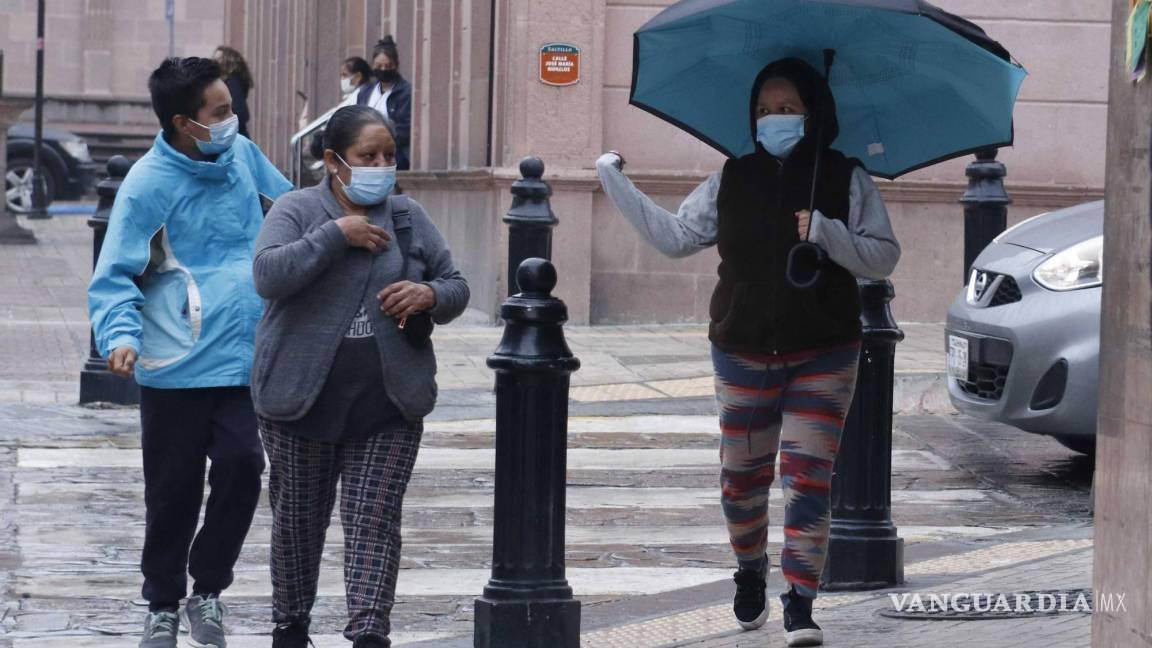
top-left (947, 335), bottom-right (970, 381)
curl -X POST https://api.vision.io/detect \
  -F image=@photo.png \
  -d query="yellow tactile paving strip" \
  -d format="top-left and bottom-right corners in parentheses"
top-left (904, 539), bottom-right (1094, 576)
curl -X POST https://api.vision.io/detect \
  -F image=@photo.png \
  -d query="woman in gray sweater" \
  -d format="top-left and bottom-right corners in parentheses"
top-left (251, 105), bottom-right (469, 648)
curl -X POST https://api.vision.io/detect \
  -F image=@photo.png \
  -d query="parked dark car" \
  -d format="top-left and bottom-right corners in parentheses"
top-left (946, 201), bottom-right (1103, 455)
top-left (6, 124), bottom-right (99, 213)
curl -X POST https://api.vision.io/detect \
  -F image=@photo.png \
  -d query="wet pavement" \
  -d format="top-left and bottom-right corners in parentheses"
top-left (0, 397), bottom-right (1093, 646)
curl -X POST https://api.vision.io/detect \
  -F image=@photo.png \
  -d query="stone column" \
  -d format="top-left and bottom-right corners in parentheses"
top-left (1092, 1), bottom-right (1152, 645)
top-left (82, 0), bottom-right (113, 96)
top-left (488, 0), bottom-right (606, 323)
top-left (0, 98), bottom-right (36, 245)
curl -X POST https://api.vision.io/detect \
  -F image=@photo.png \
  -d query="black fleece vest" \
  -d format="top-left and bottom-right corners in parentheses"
top-left (709, 145), bottom-right (862, 354)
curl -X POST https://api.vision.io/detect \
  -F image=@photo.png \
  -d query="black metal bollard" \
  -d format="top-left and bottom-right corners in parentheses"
top-left (474, 258), bottom-right (581, 648)
top-left (503, 157), bottom-right (558, 296)
top-left (79, 156), bottom-right (139, 405)
top-left (821, 279), bottom-right (905, 591)
top-left (960, 148), bottom-right (1011, 284)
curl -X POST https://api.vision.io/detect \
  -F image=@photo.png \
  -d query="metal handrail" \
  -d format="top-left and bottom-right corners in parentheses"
top-left (288, 105), bottom-right (339, 187)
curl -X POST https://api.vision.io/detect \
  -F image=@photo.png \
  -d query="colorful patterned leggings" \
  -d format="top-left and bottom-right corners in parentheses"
top-left (712, 342), bottom-right (861, 598)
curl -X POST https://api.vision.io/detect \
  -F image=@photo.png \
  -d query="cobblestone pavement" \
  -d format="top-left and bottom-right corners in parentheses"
top-left (0, 215), bottom-right (1099, 647)
top-left (0, 402), bottom-right (1094, 646)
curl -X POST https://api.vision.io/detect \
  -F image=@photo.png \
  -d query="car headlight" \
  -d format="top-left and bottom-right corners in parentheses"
top-left (1032, 235), bottom-right (1103, 291)
top-left (60, 139), bottom-right (91, 162)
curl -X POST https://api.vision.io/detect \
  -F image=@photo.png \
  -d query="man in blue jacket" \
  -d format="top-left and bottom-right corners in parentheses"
top-left (88, 57), bottom-right (292, 648)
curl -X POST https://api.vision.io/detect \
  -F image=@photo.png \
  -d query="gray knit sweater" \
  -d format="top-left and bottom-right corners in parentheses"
top-left (250, 179), bottom-right (469, 424)
top-left (595, 152), bottom-right (901, 279)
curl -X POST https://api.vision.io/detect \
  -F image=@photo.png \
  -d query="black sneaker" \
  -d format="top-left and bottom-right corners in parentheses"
top-left (271, 620), bottom-right (313, 648)
top-left (352, 634), bottom-right (390, 648)
top-left (732, 562), bottom-right (769, 630)
top-left (780, 587), bottom-right (823, 647)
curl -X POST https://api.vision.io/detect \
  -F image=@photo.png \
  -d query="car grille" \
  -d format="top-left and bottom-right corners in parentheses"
top-left (958, 363), bottom-right (1009, 401)
top-left (988, 275), bottom-right (1022, 306)
top-left (968, 270), bottom-right (1023, 308)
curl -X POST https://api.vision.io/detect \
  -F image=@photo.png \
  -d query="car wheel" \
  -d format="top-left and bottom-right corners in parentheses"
top-left (1055, 436), bottom-right (1096, 456)
top-left (5, 156), bottom-right (57, 213)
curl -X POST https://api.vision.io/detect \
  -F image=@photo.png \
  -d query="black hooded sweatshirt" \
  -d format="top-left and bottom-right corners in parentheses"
top-left (709, 58), bottom-right (863, 355)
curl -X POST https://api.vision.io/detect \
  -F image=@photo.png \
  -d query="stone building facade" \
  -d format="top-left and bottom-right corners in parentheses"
top-left (0, 0), bottom-right (226, 158)
top-left (3, 0), bottom-right (1112, 324)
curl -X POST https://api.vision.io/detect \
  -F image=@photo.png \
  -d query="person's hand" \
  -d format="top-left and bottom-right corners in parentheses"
top-left (108, 346), bottom-right (137, 378)
top-left (336, 215), bottom-right (391, 253)
top-left (608, 150), bottom-right (626, 171)
top-left (378, 281), bottom-right (436, 320)
top-left (795, 209), bottom-right (812, 242)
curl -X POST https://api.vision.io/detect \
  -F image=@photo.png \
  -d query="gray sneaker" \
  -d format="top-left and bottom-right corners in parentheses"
top-left (184, 595), bottom-right (229, 648)
top-left (139, 610), bottom-right (179, 648)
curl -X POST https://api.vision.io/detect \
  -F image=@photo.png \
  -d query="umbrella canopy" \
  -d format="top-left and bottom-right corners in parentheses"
top-left (630, 0), bottom-right (1027, 179)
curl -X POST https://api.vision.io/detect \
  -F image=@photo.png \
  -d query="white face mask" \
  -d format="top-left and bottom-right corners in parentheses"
top-left (340, 77), bottom-right (356, 94)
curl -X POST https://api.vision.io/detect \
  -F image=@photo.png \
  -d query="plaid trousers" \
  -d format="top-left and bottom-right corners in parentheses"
top-left (260, 419), bottom-right (422, 643)
top-left (712, 342), bottom-right (860, 598)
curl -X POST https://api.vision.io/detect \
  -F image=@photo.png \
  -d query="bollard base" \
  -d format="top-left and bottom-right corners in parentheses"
top-left (821, 530), bottom-right (904, 591)
top-left (0, 214), bottom-right (37, 245)
top-left (79, 361), bottom-right (140, 406)
top-left (474, 596), bottom-right (580, 648)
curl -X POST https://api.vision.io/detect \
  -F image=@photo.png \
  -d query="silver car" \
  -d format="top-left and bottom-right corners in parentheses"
top-left (945, 201), bottom-right (1103, 455)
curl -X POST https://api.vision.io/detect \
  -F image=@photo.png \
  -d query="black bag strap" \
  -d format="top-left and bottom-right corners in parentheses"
top-left (391, 194), bottom-right (412, 280)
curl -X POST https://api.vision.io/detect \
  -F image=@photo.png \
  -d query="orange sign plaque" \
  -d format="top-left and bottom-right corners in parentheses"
top-left (539, 43), bottom-right (580, 86)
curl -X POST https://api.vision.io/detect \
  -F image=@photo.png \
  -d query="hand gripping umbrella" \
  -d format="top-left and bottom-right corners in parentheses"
top-left (630, 0), bottom-right (1027, 287)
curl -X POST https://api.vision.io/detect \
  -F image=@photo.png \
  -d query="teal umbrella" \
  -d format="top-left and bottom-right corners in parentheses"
top-left (630, 0), bottom-right (1027, 179)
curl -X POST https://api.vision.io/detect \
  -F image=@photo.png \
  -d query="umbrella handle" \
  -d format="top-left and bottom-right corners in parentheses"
top-left (786, 241), bottom-right (828, 290)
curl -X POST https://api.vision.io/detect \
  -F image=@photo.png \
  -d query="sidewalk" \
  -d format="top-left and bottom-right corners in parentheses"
top-left (408, 524), bottom-right (1095, 648)
top-left (0, 397), bottom-right (1096, 647)
top-left (0, 215), bottom-right (951, 412)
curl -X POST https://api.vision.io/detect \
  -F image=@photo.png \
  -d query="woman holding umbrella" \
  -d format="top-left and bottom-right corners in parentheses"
top-left (598, 57), bottom-right (900, 647)
top-left (601, 2), bottom-right (1024, 644)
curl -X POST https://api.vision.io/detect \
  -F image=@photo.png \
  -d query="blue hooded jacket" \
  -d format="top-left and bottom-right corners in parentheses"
top-left (88, 131), bottom-right (293, 388)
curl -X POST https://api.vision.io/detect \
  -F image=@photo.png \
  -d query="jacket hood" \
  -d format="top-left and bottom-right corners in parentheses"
top-left (749, 57), bottom-right (840, 152)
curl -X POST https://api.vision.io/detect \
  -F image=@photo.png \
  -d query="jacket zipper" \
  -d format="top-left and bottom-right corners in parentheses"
top-left (771, 157), bottom-right (785, 357)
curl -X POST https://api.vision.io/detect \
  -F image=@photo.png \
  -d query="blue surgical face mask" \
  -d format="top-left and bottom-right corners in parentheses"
top-left (756, 114), bottom-right (807, 158)
top-left (335, 154), bottom-right (396, 206)
top-left (189, 114), bottom-right (240, 154)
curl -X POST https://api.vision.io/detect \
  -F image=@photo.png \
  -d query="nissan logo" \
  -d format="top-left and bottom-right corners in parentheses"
top-left (973, 271), bottom-right (989, 300)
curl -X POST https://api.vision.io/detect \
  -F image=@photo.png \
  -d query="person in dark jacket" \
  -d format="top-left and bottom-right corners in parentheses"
top-left (596, 58), bottom-right (901, 647)
top-left (215, 46), bottom-right (253, 137)
top-left (356, 36), bottom-right (412, 170)
top-left (252, 105), bottom-right (468, 648)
